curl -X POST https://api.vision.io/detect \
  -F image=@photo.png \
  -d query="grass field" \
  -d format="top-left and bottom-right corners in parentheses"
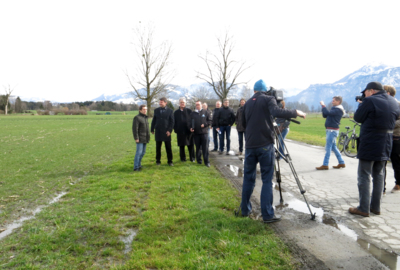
top-left (0, 114), bottom-right (295, 269)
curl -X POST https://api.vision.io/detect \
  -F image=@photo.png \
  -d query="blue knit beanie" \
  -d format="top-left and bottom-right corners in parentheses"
top-left (254, 80), bottom-right (267, 92)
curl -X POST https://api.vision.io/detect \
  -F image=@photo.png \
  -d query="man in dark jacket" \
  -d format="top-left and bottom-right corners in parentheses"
top-left (240, 79), bottom-right (306, 223)
top-left (132, 105), bottom-right (150, 171)
top-left (151, 97), bottom-right (175, 166)
top-left (349, 82), bottom-right (400, 217)
top-left (211, 101), bottom-right (221, 152)
top-left (316, 96), bottom-right (346, 170)
top-left (189, 100), bottom-right (212, 167)
top-left (174, 98), bottom-right (195, 162)
top-left (235, 98), bottom-right (246, 155)
top-left (216, 99), bottom-right (235, 155)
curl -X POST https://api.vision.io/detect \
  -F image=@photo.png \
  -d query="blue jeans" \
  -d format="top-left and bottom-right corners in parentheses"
top-left (323, 129), bottom-right (344, 166)
top-left (212, 127), bottom-right (219, 150)
top-left (134, 143), bottom-right (147, 170)
top-left (357, 160), bottom-right (385, 213)
top-left (277, 127), bottom-right (289, 158)
top-left (219, 126), bottom-right (231, 152)
top-left (241, 144), bottom-right (275, 220)
top-left (238, 131), bottom-right (245, 153)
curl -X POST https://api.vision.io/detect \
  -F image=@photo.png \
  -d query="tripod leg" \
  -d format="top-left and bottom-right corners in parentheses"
top-left (275, 155), bottom-right (284, 203)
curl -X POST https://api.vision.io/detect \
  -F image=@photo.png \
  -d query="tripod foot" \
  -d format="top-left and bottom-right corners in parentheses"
top-left (310, 213), bottom-right (316, 220)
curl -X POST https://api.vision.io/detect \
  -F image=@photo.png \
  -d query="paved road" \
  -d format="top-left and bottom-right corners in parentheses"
top-left (211, 127), bottom-right (400, 269)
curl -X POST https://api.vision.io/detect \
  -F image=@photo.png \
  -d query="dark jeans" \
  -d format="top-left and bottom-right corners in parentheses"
top-left (179, 144), bottom-right (195, 162)
top-left (238, 131), bottom-right (245, 153)
top-left (357, 159), bottom-right (385, 213)
top-left (391, 140), bottom-right (400, 186)
top-left (241, 144), bottom-right (275, 220)
top-left (156, 141), bottom-right (173, 164)
top-left (194, 133), bottom-right (209, 164)
top-left (212, 127), bottom-right (219, 150)
top-left (219, 126), bottom-right (231, 152)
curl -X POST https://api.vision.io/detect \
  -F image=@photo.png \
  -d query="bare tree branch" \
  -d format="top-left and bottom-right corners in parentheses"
top-left (197, 31), bottom-right (251, 100)
top-left (2, 84), bottom-right (15, 115)
top-left (125, 23), bottom-right (174, 116)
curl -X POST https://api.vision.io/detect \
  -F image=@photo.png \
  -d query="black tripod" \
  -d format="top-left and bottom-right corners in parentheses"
top-left (274, 118), bottom-right (316, 220)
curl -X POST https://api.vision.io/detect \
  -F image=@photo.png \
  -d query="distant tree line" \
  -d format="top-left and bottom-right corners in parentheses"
top-left (0, 96), bottom-right (140, 114)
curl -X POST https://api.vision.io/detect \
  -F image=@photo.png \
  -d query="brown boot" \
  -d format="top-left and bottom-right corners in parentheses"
top-left (348, 207), bottom-right (369, 217)
top-left (316, 165), bottom-right (329, 170)
top-left (332, 164), bottom-right (346, 169)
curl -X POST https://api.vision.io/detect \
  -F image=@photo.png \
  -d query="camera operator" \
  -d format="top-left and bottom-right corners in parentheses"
top-left (349, 82), bottom-right (400, 217)
top-left (240, 79), bottom-right (306, 223)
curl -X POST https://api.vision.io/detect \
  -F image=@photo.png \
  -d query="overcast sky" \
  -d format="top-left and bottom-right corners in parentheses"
top-left (1, 0), bottom-right (400, 102)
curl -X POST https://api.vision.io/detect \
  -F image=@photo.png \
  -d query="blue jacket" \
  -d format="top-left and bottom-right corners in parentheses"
top-left (354, 91), bottom-right (400, 161)
top-left (242, 92), bottom-right (297, 148)
top-left (322, 105), bottom-right (344, 129)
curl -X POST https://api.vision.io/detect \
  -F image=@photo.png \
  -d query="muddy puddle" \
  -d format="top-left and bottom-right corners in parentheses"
top-left (119, 229), bottom-right (137, 254)
top-left (0, 192), bottom-right (67, 241)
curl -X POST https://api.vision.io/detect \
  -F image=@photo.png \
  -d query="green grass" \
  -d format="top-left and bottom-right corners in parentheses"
top-left (0, 115), bottom-right (295, 269)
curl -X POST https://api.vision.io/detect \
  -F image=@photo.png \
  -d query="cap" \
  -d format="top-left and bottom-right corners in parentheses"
top-left (362, 81), bottom-right (383, 93)
top-left (254, 80), bottom-right (267, 92)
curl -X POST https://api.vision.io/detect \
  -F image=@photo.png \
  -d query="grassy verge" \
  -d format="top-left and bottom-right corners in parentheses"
top-left (0, 115), bottom-right (294, 269)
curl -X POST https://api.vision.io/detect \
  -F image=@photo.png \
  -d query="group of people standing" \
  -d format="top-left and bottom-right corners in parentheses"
top-left (131, 97), bottom-right (247, 171)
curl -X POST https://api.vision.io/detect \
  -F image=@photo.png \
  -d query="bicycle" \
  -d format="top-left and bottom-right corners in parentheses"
top-left (338, 119), bottom-right (361, 157)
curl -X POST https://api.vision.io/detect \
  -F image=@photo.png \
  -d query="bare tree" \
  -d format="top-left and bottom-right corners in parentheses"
top-left (241, 84), bottom-right (253, 100)
top-left (2, 85), bottom-right (15, 115)
top-left (126, 24), bottom-right (174, 116)
top-left (197, 31), bottom-right (251, 100)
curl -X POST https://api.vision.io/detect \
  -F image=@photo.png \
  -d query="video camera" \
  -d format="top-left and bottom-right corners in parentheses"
top-left (264, 86), bottom-right (284, 105)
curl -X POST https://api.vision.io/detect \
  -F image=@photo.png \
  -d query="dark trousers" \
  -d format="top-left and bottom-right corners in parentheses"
top-left (238, 131), bottom-right (245, 153)
top-left (156, 141), bottom-right (173, 164)
top-left (219, 126), bottom-right (231, 152)
top-left (179, 144), bottom-right (195, 162)
top-left (212, 127), bottom-right (219, 150)
top-left (391, 140), bottom-right (400, 186)
top-left (194, 133), bottom-right (209, 164)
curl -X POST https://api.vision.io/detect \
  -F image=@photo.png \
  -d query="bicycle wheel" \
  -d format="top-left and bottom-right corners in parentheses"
top-left (343, 136), bottom-right (357, 157)
top-left (338, 133), bottom-right (347, 152)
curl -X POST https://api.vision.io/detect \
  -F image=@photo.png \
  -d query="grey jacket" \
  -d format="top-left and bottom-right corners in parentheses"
top-left (132, 112), bottom-right (150, 143)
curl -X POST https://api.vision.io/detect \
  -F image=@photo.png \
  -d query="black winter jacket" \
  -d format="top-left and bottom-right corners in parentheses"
top-left (151, 107), bottom-right (174, 142)
top-left (354, 91), bottom-right (400, 161)
top-left (216, 106), bottom-right (235, 126)
top-left (212, 108), bottom-right (220, 127)
top-left (235, 107), bottom-right (245, 132)
top-left (132, 112), bottom-right (150, 143)
top-left (242, 92), bottom-right (297, 148)
top-left (188, 109), bottom-right (212, 135)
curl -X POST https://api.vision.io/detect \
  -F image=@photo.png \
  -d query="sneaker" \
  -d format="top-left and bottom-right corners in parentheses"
top-left (316, 165), bottom-right (329, 170)
top-left (206, 163), bottom-right (210, 167)
top-left (168, 163), bottom-right (174, 167)
top-left (211, 149), bottom-right (218, 152)
top-left (263, 215), bottom-right (281, 223)
top-left (391, 185), bottom-right (400, 193)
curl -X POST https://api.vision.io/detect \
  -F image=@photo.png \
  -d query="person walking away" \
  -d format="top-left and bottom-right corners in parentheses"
top-left (132, 105), bottom-right (150, 171)
top-left (349, 82), bottom-right (400, 217)
top-left (384, 85), bottom-right (400, 193)
top-left (189, 100), bottom-right (212, 167)
top-left (240, 79), bottom-right (306, 223)
top-left (275, 100), bottom-right (290, 159)
top-left (151, 97), bottom-right (175, 166)
top-left (211, 101), bottom-right (221, 152)
top-left (216, 99), bottom-right (235, 155)
top-left (316, 96), bottom-right (346, 170)
top-left (202, 102), bottom-right (213, 147)
top-left (174, 98), bottom-right (195, 162)
top-left (236, 98), bottom-right (246, 155)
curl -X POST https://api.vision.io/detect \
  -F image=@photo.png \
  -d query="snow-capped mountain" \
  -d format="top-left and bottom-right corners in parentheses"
top-left (286, 64), bottom-right (400, 111)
